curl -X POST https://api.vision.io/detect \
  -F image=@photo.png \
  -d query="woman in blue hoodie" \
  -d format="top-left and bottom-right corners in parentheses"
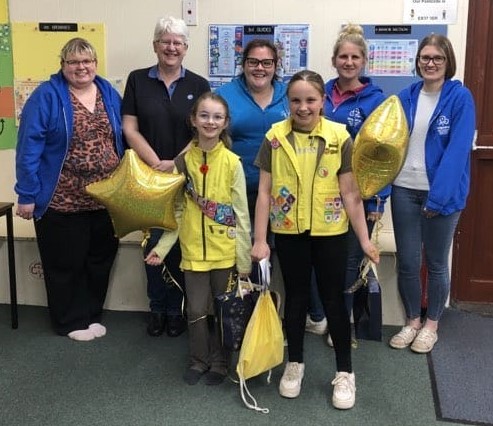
top-left (306, 24), bottom-right (388, 344)
top-left (216, 39), bottom-right (290, 219)
top-left (15, 38), bottom-right (125, 341)
top-left (390, 34), bottom-right (475, 353)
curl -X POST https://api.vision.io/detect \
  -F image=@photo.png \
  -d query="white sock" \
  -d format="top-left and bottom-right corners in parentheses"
top-left (67, 329), bottom-right (95, 341)
top-left (89, 323), bottom-right (107, 338)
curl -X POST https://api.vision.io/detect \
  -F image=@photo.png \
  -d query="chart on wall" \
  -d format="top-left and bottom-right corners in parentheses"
top-left (0, 0), bottom-right (15, 150)
top-left (11, 22), bottom-right (105, 125)
top-left (208, 24), bottom-right (309, 89)
top-left (362, 24), bottom-right (447, 97)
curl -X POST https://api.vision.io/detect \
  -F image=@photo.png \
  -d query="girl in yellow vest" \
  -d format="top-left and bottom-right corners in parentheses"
top-left (146, 92), bottom-right (252, 386)
top-left (252, 70), bottom-right (379, 409)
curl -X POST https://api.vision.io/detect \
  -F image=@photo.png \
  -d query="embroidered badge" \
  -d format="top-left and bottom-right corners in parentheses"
top-left (318, 167), bottom-right (329, 178)
top-left (323, 196), bottom-right (344, 223)
top-left (271, 138), bottom-right (280, 149)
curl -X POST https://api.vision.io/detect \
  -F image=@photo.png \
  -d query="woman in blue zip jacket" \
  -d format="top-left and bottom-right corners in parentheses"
top-left (389, 34), bottom-right (475, 353)
top-left (306, 24), bottom-right (389, 344)
top-left (15, 38), bottom-right (125, 341)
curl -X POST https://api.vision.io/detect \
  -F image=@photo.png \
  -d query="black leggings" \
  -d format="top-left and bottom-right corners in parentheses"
top-left (275, 231), bottom-right (352, 372)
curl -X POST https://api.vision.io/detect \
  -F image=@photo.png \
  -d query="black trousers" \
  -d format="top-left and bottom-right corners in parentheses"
top-left (275, 231), bottom-right (352, 372)
top-left (34, 208), bottom-right (118, 335)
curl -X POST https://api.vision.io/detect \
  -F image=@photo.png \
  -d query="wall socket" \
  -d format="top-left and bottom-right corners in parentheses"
top-left (182, 0), bottom-right (197, 26)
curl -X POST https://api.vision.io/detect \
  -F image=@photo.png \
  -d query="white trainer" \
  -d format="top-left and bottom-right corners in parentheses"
top-left (389, 326), bottom-right (419, 349)
top-left (327, 333), bottom-right (334, 347)
top-left (279, 362), bottom-right (305, 398)
top-left (305, 316), bottom-right (328, 335)
top-left (331, 371), bottom-right (356, 409)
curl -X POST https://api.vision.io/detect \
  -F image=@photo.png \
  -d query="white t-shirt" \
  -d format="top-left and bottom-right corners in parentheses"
top-left (394, 89), bottom-right (440, 190)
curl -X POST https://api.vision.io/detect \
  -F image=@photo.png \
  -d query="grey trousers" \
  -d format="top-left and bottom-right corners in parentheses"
top-left (184, 267), bottom-right (234, 375)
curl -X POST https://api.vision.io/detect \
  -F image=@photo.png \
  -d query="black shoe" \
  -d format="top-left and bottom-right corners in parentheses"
top-left (147, 313), bottom-right (166, 337)
top-left (167, 315), bottom-right (187, 337)
top-left (183, 368), bottom-right (206, 385)
top-left (204, 371), bottom-right (226, 386)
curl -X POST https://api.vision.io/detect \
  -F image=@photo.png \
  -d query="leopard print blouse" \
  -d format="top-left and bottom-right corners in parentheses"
top-left (49, 89), bottom-right (120, 212)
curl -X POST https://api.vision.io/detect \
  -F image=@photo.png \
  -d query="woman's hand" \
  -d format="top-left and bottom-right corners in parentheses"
top-left (144, 251), bottom-right (163, 266)
top-left (422, 207), bottom-right (439, 219)
top-left (152, 159), bottom-right (175, 173)
top-left (367, 211), bottom-right (383, 222)
top-left (16, 203), bottom-right (35, 220)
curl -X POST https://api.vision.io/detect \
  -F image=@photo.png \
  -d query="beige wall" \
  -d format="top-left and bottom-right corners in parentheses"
top-left (0, 0), bottom-right (470, 323)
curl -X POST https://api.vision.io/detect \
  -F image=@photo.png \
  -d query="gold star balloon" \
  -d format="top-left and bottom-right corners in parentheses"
top-left (86, 149), bottom-right (185, 238)
top-left (352, 95), bottom-right (409, 199)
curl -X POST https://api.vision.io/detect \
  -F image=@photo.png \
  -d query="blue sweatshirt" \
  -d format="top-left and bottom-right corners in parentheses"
top-left (398, 79), bottom-right (476, 215)
top-left (324, 77), bottom-right (389, 213)
top-left (216, 76), bottom-right (289, 197)
top-left (15, 71), bottom-right (125, 218)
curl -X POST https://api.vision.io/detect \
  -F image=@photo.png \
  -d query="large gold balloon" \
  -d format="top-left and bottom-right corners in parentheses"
top-left (86, 149), bottom-right (185, 238)
top-left (352, 95), bottom-right (409, 199)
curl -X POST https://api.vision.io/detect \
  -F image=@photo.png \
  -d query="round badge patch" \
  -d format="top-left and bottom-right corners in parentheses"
top-left (318, 167), bottom-right (329, 178)
top-left (227, 227), bottom-right (236, 239)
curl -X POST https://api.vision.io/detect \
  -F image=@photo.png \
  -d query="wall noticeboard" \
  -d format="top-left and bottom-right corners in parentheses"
top-left (11, 22), bottom-right (105, 124)
top-left (362, 24), bottom-right (447, 97)
top-left (208, 24), bottom-right (309, 89)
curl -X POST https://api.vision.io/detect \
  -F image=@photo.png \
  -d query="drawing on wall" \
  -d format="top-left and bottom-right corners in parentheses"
top-left (208, 24), bottom-right (309, 89)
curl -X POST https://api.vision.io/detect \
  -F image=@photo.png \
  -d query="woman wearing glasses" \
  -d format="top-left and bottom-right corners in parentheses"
top-left (15, 38), bottom-right (125, 340)
top-left (216, 39), bottom-right (289, 220)
top-left (390, 34), bottom-right (476, 353)
top-left (122, 17), bottom-right (210, 339)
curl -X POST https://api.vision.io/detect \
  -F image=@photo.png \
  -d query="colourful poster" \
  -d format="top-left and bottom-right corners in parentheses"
top-left (208, 24), bottom-right (309, 88)
top-left (10, 22), bottom-right (105, 129)
top-left (0, 18), bottom-right (16, 149)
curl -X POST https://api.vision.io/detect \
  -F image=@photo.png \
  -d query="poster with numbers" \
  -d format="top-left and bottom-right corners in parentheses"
top-left (208, 24), bottom-right (309, 89)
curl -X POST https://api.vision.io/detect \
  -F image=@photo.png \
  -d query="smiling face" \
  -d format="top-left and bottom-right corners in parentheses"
top-left (288, 80), bottom-right (325, 131)
top-left (417, 44), bottom-right (447, 87)
top-left (61, 52), bottom-right (97, 89)
top-left (332, 41), bottom-right (366, 84)
top-left (243, 46), bottom-right (276, 93)
top-left (190, 98), bottom-right (229, 144)
top-left (153, 32), bottom-right (188, 70)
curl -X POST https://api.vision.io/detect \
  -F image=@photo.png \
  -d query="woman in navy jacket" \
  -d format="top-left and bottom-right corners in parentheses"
top-left (390, 34), bottom-right (476, 353)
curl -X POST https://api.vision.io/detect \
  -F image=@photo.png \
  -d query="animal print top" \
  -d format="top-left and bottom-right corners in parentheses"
top-left (49, 89), bottom-right (120, 212)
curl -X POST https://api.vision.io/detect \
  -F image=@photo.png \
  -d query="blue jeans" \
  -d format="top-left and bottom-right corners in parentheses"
top-left (144, 228), bottom-right (185, 315)
top-left (391, 186), bottom-right (461, 321)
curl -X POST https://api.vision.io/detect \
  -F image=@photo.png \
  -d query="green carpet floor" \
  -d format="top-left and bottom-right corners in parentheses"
top-left (0, 304), bottom-right (465, 426)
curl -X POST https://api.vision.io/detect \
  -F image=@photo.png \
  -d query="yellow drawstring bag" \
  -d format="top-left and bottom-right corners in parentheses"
top-left (236, 260), bottom-right (284, 414)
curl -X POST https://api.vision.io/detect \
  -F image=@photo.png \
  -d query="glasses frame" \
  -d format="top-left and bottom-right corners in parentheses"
top-left (156, 40), bottom-right (187, 48)
top-left (196, 112), bottom-right (227, 123)
top-left (245, 57), bottom-right (275, 68)
top-left (63, 59), bottom-right (96, 67)
top-left (418, 55), bottom-right (446, 65)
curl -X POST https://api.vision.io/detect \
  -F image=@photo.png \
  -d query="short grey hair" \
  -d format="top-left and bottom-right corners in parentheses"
top-left (153, 16), bottom-right (189, 44)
